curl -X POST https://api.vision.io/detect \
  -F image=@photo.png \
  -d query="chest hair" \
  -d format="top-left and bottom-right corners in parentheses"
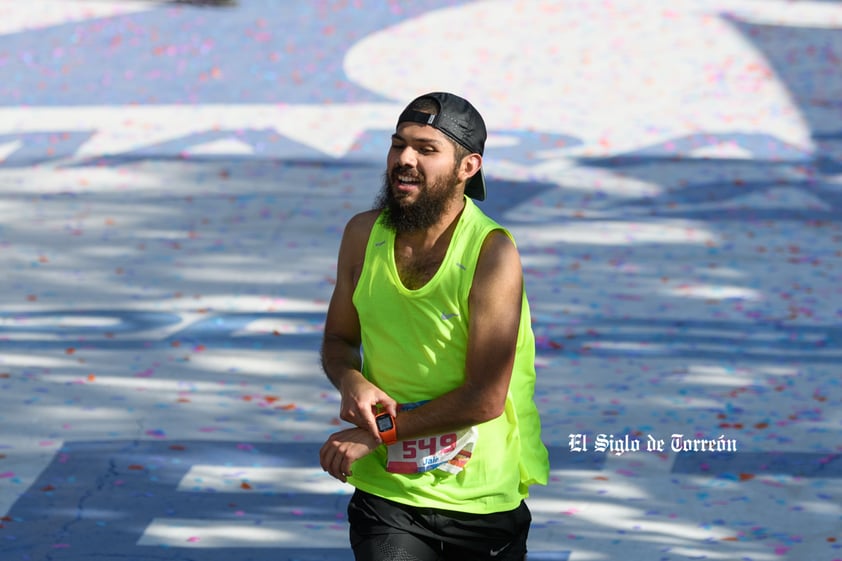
top-left (394, 244), bottom-right (448, 290)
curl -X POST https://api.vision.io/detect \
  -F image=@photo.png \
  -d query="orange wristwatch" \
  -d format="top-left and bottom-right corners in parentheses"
top-left (375, 412), bottom-right (397, 445)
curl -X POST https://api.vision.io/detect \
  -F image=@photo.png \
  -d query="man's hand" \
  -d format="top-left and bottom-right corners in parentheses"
top-left (319, 427), bottom-right (380, 483)
top-left (339, 372), bottom-right (397, 440)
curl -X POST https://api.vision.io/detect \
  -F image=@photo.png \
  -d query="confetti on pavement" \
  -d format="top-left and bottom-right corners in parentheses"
top-left (0, 1), bottom-right (841, 560)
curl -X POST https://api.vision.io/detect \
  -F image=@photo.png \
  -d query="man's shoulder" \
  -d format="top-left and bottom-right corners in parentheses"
top-left (461, 203), bottom-right (515, 251)
top-left (477, 229), bottom-right (519, 267)
top-left (337, 210), bottom-right (383, 266)
top-left (462, 199), bottom-right (506, 234)
top-left (344, 209), bottom-right (381, 240)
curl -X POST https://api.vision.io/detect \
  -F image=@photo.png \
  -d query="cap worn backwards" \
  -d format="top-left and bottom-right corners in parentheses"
top-left (397, 92), bottom-right (487, 201)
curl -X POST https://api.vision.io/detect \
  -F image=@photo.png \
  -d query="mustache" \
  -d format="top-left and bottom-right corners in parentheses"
top-left (389, 165), bottom-right (424, 183)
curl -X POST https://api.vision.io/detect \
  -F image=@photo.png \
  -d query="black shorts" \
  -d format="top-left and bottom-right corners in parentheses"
top-left (347, 489), bottom-right (532, 561)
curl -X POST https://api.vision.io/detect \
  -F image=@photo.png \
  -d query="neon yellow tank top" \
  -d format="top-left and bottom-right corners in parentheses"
top-left (348, 197), bottom-right (549, 514)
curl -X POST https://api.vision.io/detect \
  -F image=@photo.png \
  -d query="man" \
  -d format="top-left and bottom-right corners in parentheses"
top-left (319, 92), bottom-right (549, 561)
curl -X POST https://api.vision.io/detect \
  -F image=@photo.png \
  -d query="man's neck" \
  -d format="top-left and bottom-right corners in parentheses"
top-left (396, 196), bottom-right (466, 251)
top-left (392, 196), bottom-right (467, 290)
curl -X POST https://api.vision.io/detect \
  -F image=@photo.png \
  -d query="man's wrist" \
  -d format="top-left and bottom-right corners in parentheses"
top-left (337, 369), bottom-right (364, 393)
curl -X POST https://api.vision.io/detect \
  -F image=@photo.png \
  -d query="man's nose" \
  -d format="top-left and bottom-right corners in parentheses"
top-left (395, 146), bottom-right (417, 167)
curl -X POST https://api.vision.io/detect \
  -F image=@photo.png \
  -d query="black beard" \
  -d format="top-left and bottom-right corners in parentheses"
top-left (373, 167), bottom-right (458, 234)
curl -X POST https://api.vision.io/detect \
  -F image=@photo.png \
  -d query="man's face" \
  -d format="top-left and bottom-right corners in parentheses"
top-left (375, 122), bottom-right (462, 233)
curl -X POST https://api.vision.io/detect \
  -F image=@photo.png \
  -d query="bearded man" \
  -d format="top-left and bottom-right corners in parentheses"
top-left (319, 92), bottom-right (549, 561)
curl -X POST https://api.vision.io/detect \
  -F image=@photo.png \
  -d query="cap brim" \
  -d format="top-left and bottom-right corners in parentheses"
top-left (465, 168), bottom-right (486, 201)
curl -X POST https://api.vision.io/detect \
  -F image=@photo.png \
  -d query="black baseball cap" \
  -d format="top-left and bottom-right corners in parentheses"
top-left (397, 92), bottom-right (487, 201)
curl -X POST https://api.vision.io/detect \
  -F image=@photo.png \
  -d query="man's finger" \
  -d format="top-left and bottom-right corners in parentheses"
top-left (318, 440), bottom-right (331, 473)
top-left (364, 413), bottom-right (381, 442)
top-left (329, 445), bottom-right (348, 482)
top-left (382, 397), bottom-right (398, 419)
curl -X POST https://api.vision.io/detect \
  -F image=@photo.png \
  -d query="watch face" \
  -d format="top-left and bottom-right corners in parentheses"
top-left (376, 414), bottom-right (393, 432)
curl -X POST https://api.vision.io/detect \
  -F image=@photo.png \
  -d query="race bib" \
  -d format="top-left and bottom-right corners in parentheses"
top-left (385, 401), bottom-right (478, 475)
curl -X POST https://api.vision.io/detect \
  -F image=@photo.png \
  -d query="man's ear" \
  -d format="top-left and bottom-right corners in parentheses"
top-left (459, 153), bottom-right (482, 182)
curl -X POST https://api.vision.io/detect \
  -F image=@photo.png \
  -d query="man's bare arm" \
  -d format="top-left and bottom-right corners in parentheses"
top-left (321, 211), bottom-right (397, 438)
top-left (388, 230), bottom-right (523, 439)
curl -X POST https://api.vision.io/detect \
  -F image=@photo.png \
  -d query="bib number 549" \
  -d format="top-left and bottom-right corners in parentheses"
top-left (400, 433), bottom-right (457, 460)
